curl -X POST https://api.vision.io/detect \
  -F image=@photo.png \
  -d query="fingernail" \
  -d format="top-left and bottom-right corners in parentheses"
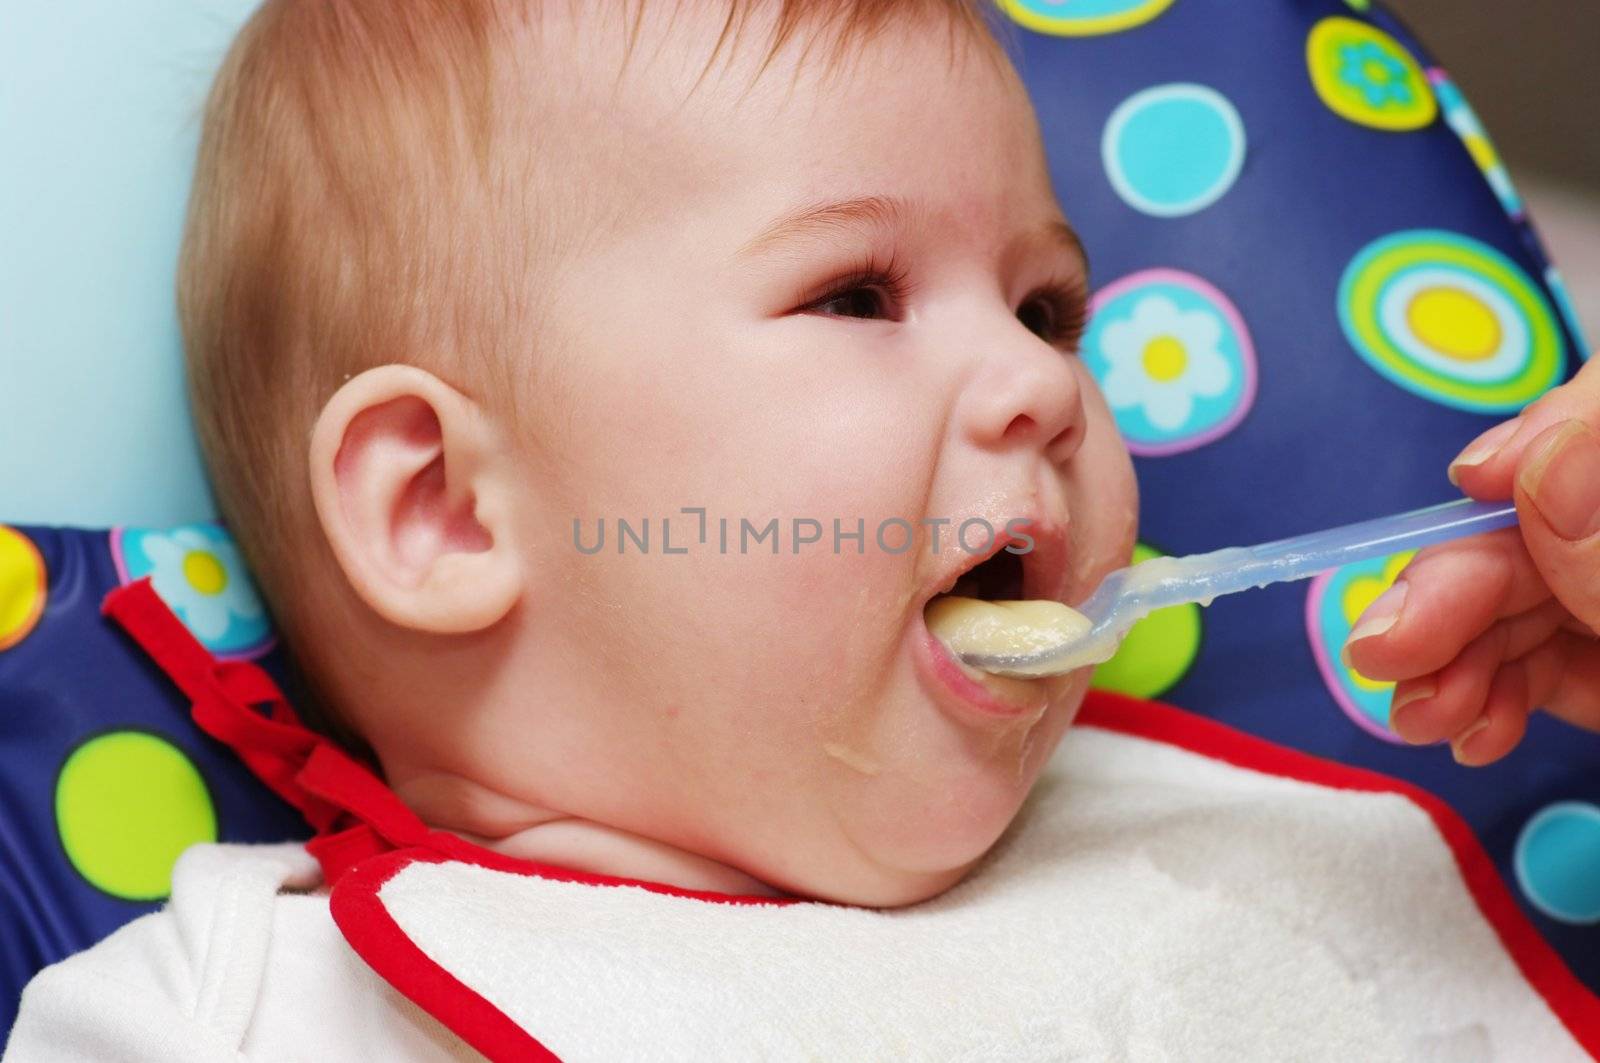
top-left (1342, 581), bottom-right (1408, 661)
top-left (1451, 715), bottom-right (1492, 765)
top-left (1387, 679), bottom-right (1436, 737)
top-left (1519, 420), bottom-right (1600, 542)
top-left (1448, 417), bottom-right (1523, 485)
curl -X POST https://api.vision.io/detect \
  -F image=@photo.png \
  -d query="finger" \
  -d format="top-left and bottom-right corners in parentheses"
top-left (1387, 623), bottom-right (1507, 744)
top-left (1387, 601), bottom-right (1574, 744)
top-left (1448, 356), bottom-right (1600, 496)
top-left (1342, 527), bottom-right (1552, 682)
top-left (1512, 420), bottom-right (1600, 635)
top-left (1523, 628), bottom-right (1600, 733)
top-left (1448, 662), bottom-right (1531, 767)
top-left (1494, 598), bottom-right (1576, 661)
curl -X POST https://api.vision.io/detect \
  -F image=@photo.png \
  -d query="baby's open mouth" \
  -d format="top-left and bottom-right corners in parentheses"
top-left (924, 548), bottom-right (1090, 673)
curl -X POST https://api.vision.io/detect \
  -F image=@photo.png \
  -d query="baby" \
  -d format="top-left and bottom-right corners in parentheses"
top-left (13, 2), bottom-right (1600, 1058)
top-left (165, 0), bottom-right (1136, 910)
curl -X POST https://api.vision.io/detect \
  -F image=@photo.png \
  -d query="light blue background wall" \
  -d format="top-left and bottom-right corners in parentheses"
top-left (1, 2), bottom-right (258, 526)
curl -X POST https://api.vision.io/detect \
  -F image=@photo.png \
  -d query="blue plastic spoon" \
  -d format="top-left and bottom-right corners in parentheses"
top-left (958, 497), bottom-right (1520, 678)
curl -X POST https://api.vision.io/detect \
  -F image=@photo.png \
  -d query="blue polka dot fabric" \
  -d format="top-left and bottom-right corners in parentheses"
top-left (998, 0), bottom-right (1598, 985)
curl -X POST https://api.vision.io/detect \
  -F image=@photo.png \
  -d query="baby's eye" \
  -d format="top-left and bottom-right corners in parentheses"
top-left (798, 258), bottom-right (911, 323)
top-left (812, 285), bottom-right (893, 320)
top-left (1016, 285), bottom-right (1089, 350)
top-left (1016, 296), bottom-right (1056, 341)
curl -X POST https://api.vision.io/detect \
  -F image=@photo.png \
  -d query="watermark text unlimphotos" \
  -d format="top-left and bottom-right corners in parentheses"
top-left (572, 509), bottom-right (1037, 556)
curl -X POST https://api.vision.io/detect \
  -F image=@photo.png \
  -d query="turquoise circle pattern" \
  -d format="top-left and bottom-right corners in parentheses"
top-left (1102, 83), bottom-right (1246, 218)
top-left (1514, 803), bottom-right (1600, 924)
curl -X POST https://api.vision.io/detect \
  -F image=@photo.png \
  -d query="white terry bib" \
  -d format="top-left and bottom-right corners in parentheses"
top-left (363, 726), bottom-right (1588, 1062)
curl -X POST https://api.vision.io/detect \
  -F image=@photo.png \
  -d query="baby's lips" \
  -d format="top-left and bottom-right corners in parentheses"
top-left (1004, 513), bottom-right (1071, 604)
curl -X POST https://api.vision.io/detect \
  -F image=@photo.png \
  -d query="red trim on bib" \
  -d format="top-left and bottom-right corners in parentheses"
top-left (103, 578), bottom-right (1600, 1062)
top-left (333, 850), bottom-right (558, 1061)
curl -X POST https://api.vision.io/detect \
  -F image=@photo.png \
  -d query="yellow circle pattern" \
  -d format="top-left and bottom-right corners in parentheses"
top-left (1306, 17), bottom-right (1436, 132)
top-left (182, 550), bottom-right (229, 596)
top-left (1141, 336), bottom-right (1189, 382)
top-left (56, 731), bottom-right (218, 901)
top-left (1406, 288), bottom-right (1501, 361)
top-left (999, 0), bottom-right (1176, 38)
top-left (1338, 230), bottom-right (1564, 413)
top-left (1339, 551), bottom-right (1414, 694)
top-left (0, 525), bottom-right (47, 651)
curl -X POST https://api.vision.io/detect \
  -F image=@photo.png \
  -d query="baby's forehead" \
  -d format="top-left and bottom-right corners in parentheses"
top-left (502, 4), bottom-right (1034, 223)
top-left (503, 2), bottom-right (1007, 137)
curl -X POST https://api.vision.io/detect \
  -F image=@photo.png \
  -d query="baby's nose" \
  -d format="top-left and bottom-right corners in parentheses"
top-left (958, 324), bottom-right (1087, 464)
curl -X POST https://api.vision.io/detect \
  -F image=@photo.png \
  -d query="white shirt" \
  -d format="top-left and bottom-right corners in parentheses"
top-left (5, 843), bottom-right (475, 1061)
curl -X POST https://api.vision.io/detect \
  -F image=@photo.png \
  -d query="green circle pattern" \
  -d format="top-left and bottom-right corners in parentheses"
top-left (1338, 230), bottom-right (1564, 413)
top-left (1090, 542), bottom-right (1203, 699)
top-left (56, 731), bottom-right (218, 901)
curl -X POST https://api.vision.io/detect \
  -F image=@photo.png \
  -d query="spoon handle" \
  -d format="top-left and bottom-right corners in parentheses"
top-left (1150, 498), bottom-right (1519, 609)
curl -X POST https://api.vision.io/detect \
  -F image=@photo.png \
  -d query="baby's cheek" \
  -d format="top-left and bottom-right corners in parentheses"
top-left (1073, 417), bottom-right (1140, 583)
top-left (770, 536), bottom-right (910, 626)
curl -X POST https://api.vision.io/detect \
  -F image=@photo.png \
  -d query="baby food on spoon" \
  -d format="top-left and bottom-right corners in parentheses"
top-left (925, 597), bottom-right (1091, 668)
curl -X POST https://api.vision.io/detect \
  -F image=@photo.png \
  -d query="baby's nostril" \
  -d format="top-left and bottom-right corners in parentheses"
top-left (1046, 422), bottom-right (1080, 458)
top-left (1003, 413), bottom-right (1038, 442)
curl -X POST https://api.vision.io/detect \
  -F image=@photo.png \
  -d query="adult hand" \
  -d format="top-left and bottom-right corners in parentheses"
top-left (1342, 355), bottom-right (1600, 765)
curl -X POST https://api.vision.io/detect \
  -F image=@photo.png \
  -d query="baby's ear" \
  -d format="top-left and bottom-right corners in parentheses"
top-left (308, 364), bottom-right (522, 634)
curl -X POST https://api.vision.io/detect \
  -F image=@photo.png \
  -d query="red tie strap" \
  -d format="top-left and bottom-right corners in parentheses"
top-left (101, 577), bottom-right (437, 885)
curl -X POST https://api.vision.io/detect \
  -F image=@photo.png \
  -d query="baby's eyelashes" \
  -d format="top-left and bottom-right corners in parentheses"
top-left (1019, 264), bottom-right (1092, 350)
top-left (1015, 285), bottom-right (1088, 351)
top-left (808, 284), bottom-right (898, 321)
top-left (797, 255), bottom-right (912, 322)
top-left (793, 261), bottom-right (1087, 355)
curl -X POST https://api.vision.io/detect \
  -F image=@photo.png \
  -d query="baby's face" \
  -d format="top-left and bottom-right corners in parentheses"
top-left (486, 8), bottom-right (1136, 906)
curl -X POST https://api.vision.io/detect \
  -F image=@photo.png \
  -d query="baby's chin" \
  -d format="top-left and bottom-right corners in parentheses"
top-left (772, 806), bottom-right (1026, 909)
top-left (774, 688), bottom-right (1084, 909)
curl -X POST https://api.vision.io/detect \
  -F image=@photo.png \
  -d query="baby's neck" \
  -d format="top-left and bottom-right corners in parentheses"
top-left (389, 770), bottom-right (791, 899)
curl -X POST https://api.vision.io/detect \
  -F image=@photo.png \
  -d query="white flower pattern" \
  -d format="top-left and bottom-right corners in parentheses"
top-left (142, 527), bottom-right (264, 644)
top-left (1100, 294), bottom-right (1233, 432)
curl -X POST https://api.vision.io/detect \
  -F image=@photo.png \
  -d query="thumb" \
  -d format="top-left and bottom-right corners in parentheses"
top-left (1514, 419), bottom-right (1600, 635)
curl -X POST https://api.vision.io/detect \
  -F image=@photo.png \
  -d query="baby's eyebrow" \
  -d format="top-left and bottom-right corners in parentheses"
top-left (738, 194), bottom-right (910, 259)
top-left (1037, 219), bottom-right (1087, 273)
top-left (738, 194), bottom-right (1089, 277)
